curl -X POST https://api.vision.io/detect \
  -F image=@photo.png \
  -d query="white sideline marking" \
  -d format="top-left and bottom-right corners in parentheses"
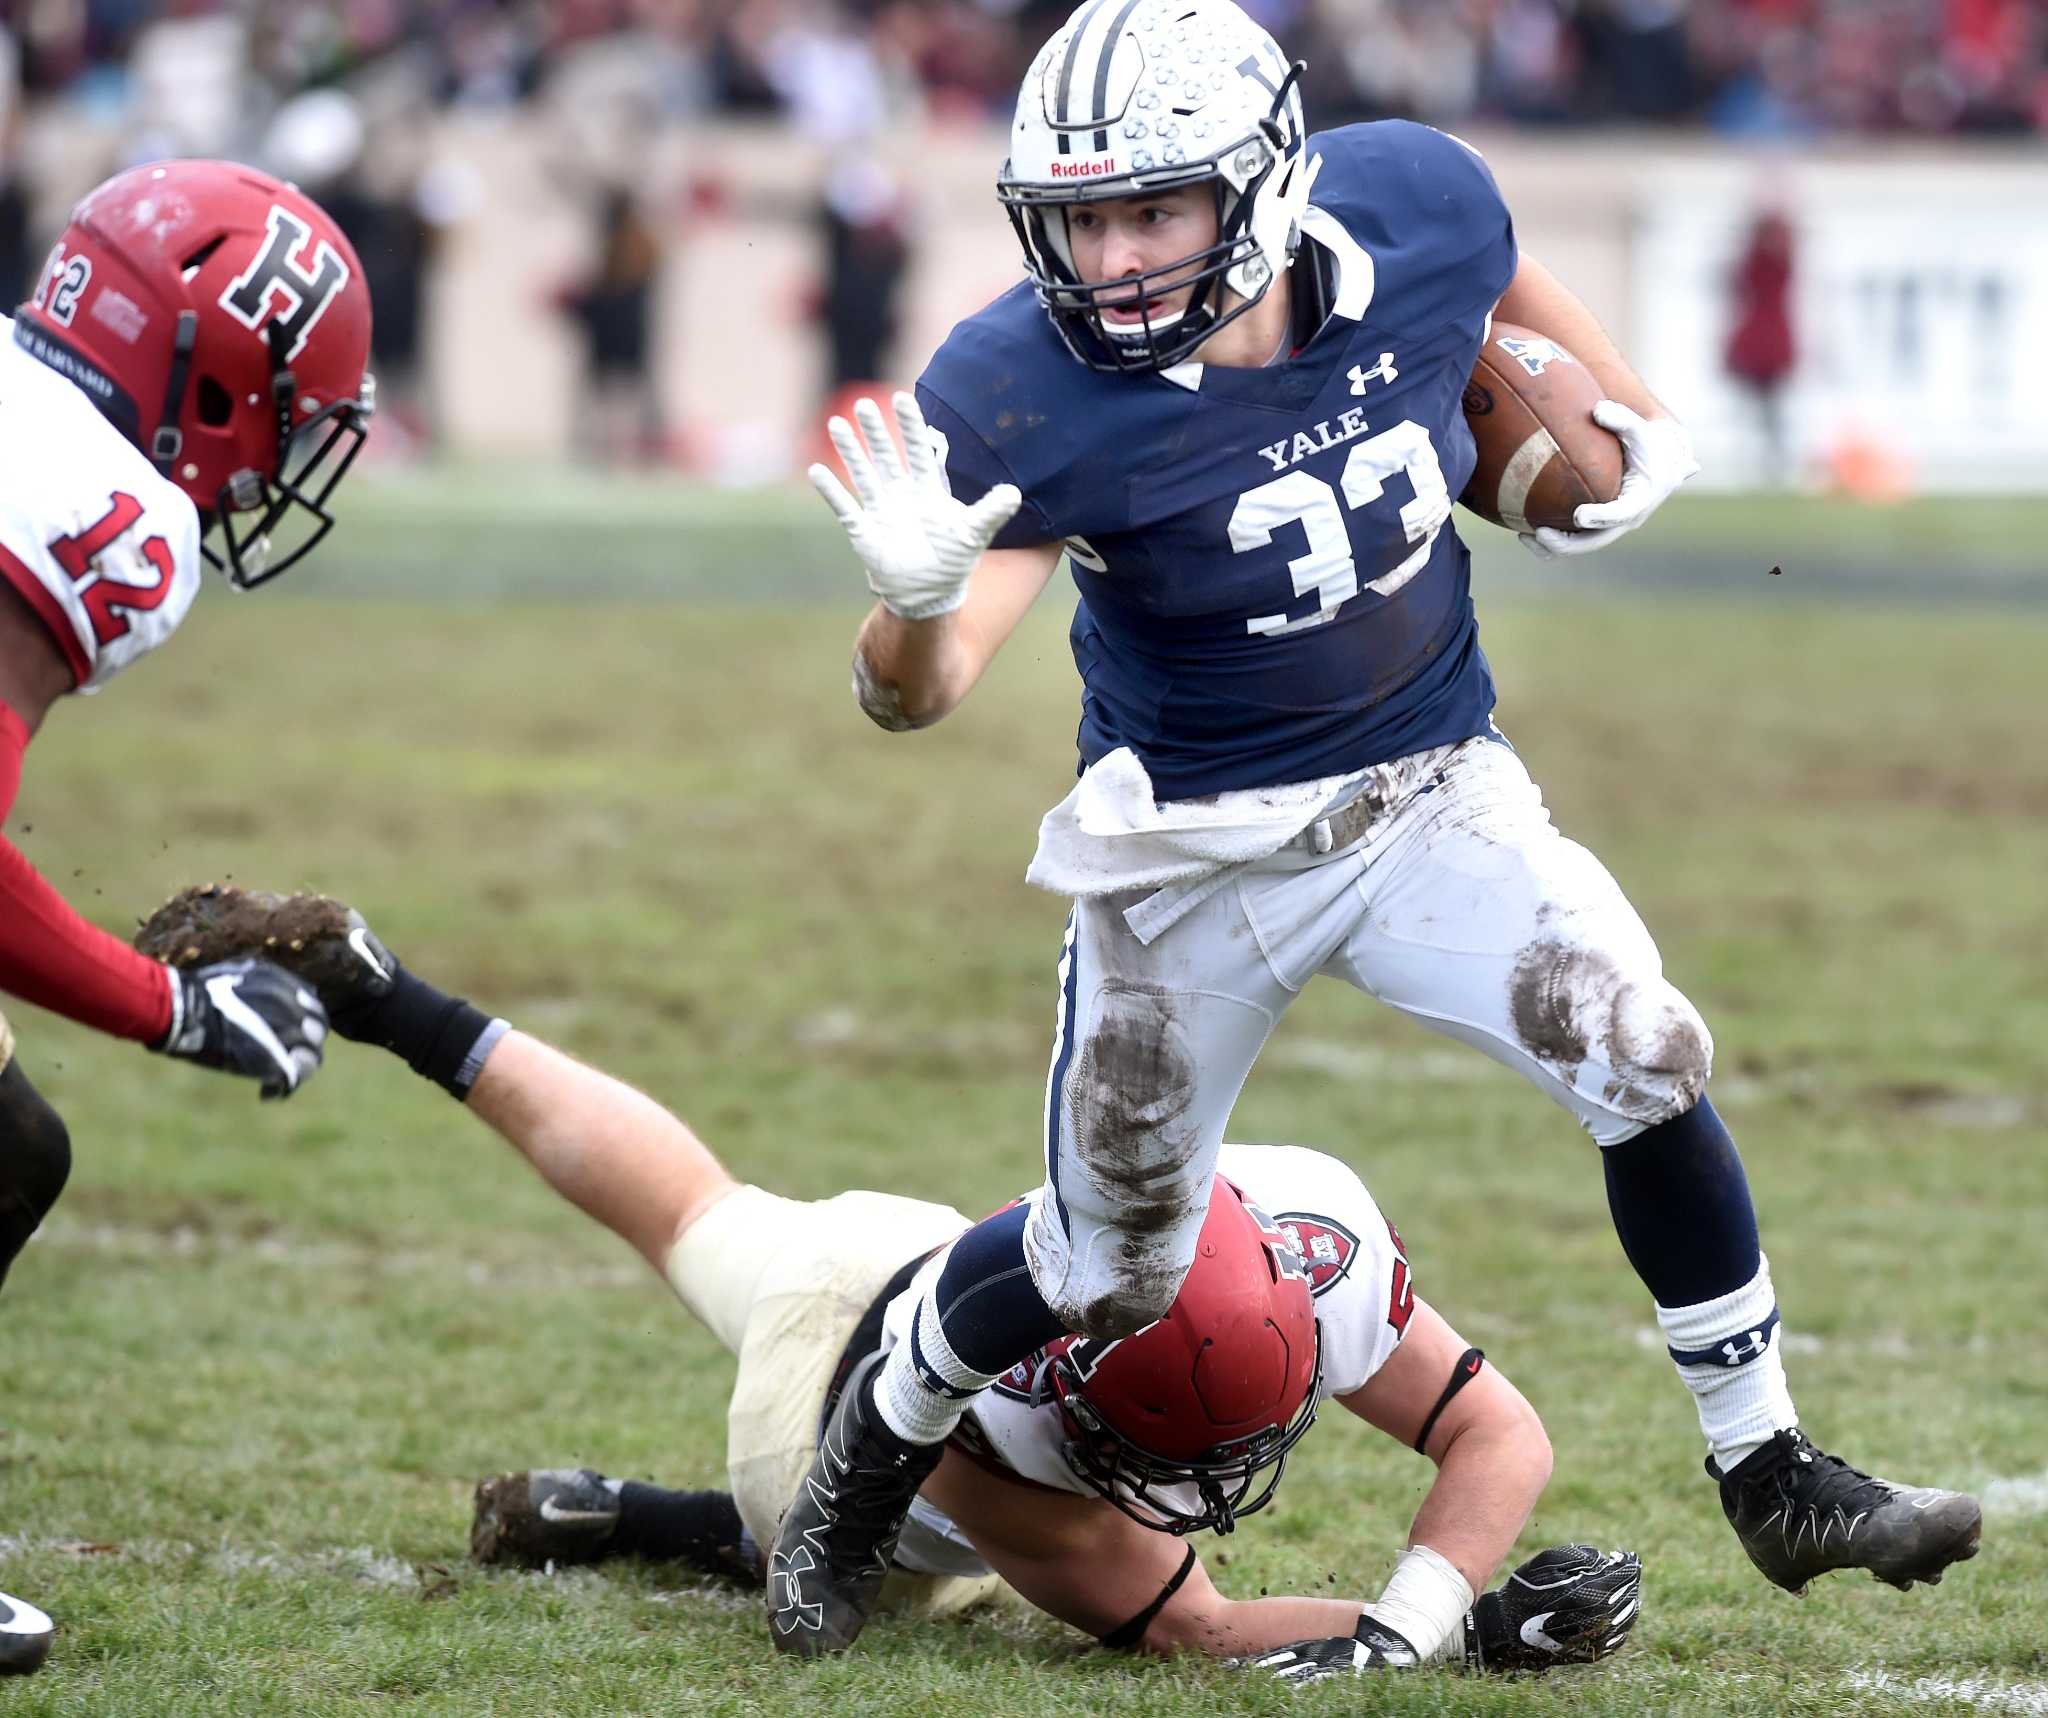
top-left (1983, 1470), bottom-right (2048, 1518)
top-left (1846, 1672), bottom-right (2048, 1715)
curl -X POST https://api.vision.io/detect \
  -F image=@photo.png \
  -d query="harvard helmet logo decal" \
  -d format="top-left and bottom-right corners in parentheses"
top-left (1271, 1212), bottom-right (1359, 1299)
top-left (217, 205), bottom-right (349, 362)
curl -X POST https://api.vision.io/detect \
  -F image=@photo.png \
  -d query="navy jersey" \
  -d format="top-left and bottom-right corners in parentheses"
top-left (916, 120), bottom-right (1517, 800)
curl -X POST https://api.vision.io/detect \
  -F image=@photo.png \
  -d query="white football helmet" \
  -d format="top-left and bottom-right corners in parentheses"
top-left (997, 0), bottom-right (1313, 373)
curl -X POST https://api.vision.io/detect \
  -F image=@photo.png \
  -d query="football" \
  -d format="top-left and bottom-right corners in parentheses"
top-left (1459, 323), bottom-right (1624, 533)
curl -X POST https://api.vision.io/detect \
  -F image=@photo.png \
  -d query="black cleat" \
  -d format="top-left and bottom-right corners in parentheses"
top-left (0, 1590), bottom-right (53, 1675)
top-left (471, 1468), bottom-right (621, 1568)
top-left (766, 1351), bottom-right (943, 1656)
top-left (1709, 1428), bottom-right (1983, 1595)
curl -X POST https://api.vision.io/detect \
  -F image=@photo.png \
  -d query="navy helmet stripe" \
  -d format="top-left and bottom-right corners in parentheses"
top-left (1054, 0), bottom-right (1117, 150)
top-left (1089, 0), bottom-right (1147, 154)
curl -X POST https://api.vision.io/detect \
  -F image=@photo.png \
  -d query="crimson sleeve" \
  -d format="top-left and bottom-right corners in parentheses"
top-left (0, 702), bottom-right (173, 1045)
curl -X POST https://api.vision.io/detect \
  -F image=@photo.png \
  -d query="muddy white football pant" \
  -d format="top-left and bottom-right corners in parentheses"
top-left (1021, 735), bottom-right (1715, 1337)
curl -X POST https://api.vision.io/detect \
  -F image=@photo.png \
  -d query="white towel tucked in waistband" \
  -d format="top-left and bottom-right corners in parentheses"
top-left (1025, 746), bottom-right (1360, 899)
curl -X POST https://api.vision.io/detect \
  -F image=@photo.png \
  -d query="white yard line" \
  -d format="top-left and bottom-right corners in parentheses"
top-left (1846, 1671), bottom-right (2048, 1716)
top-left (1982, 1470), bottom-right (2048, 1518)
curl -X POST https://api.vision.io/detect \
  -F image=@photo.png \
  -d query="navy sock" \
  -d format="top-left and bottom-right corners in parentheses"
top-left (613, 1483), bottom-right (759, 1584)
top-left (1601, 1096), bottom-right (1761, 1307)
top-left (929, 1201), bottom-right (1068, 1375)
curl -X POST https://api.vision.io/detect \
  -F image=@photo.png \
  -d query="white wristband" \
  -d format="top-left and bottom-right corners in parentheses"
top-left (1360, 1544), bottom-right (1474, 1664)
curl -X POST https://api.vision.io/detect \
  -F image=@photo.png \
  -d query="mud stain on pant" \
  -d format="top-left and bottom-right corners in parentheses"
top-left (1060, 981), bottom-right (1208, 1337)
top-left (1509, 938), bottom-right (1711, 1125)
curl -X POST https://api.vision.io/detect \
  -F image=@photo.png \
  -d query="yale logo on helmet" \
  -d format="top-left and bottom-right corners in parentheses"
top-left (217, 206), bottom-right (349, 363)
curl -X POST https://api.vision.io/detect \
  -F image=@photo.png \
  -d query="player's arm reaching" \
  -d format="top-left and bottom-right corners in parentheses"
top-left (810, 393), bottom-right (1062, 731)
top-left (1492, 252), bottom-right (1701, 559)
top-left (0, 599), bottom-right (324, 1097)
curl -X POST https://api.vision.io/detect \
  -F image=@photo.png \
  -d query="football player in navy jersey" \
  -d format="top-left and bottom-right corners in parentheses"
top-left (783, 0), bottom-right (1983, 1654)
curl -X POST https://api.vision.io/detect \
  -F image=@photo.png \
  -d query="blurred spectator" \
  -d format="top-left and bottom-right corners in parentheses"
top-left (816, 158), bottom-right (911, 394)
top-left (555, 186), bottom-right (668, 465)
top-left (1723, 207), bottom-right (1797, 482)
top-left (263, 87), bottom-right (469, 455)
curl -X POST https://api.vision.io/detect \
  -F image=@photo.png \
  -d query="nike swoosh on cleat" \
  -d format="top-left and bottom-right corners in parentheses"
top-left (537, 1497), bottom-right (615, 1526)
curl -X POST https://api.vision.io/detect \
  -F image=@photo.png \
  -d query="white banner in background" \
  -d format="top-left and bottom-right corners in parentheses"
top-left (1632, 158), bottom-right (2048, 494)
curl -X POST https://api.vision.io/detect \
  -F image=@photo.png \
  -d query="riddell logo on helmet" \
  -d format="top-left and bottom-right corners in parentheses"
top-left (1049, 157), bottom-right (1119, 178)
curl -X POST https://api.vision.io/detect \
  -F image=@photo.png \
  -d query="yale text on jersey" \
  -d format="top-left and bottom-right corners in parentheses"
top-left (1256, 405), bottom-right (1374, 473)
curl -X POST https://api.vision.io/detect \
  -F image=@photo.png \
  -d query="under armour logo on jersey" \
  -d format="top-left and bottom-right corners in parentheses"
top-left (1348, 352), bottom-right (1398, 394)
top-left (218, 205), bottom-right (349, 362)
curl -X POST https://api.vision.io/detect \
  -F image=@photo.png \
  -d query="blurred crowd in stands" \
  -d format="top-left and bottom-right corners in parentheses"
top-left (4, 0), bottom-right (2042, 142)
top-left (0, 1), bottom-right (2030, 466)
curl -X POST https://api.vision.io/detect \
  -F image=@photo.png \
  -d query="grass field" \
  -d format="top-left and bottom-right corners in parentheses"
top-left (2, 473), bottom-right (2043, 1715)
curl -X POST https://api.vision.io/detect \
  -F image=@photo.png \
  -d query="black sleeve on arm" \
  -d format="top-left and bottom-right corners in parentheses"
top-left (1413, 1348), bottom-right (1486, 1455)
top-left (1099, 1543), bottom-right (1200, 1651)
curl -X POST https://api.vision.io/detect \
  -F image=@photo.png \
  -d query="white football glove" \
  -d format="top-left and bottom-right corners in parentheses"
top-left (808, 392), bottom-right (1021, 622)
top-left (1521, 401), bottom-right (1699, 560)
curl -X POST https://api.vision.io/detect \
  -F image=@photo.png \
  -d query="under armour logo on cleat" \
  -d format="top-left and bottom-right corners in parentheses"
top-left (770, 1547), bottom-right (825, 1633)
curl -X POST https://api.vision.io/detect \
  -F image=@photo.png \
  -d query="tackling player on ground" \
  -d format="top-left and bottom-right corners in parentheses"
top-left (0, 161), bottom-right (376, 1671)
top-left (148, 885), bottom-right (1642, 1679)
top-left (791, 0), bottom-right (1982, 1654)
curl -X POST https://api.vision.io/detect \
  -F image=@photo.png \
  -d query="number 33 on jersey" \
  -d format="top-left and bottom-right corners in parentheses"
top-left (916, 120), bottom-right (1516, 802)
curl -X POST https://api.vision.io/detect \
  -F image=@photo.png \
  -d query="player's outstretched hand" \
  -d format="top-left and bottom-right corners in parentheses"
top-left (1229, 1614), bottom-right (1421, 1681)
top-left (153, 957), bottom-right (327, 1099)
top-left (136, 884), bottom-right (396, 1034)
top-left (1522, 402), bottom-right (1698, 559)
top-left (1462, 1544), bottom-right (1643, 1672)
top-left (808, 391), bottom-right (1021, 621)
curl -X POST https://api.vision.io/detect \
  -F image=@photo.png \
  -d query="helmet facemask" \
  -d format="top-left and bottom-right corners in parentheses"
top-left (202, 324), bottom-right (376, 590)
top-left (1045, 1320), bottom-right (1324, 1535)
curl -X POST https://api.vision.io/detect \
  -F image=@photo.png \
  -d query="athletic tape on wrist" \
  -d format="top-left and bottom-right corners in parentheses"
top-left (1362, 1543), bottom-right (1474, 1664)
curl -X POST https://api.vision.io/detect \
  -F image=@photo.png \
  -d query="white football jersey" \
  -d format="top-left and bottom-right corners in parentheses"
top-left (888, 1141), bottom-right (1415, 1572)
top-left (0, 316), bottom-right (203, 694)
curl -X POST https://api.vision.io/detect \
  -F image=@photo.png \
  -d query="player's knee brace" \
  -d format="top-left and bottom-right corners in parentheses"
top-left (1603, 977), bottom-right (1713, 1127)
top-left (0, 1063), bottom-right (71, 1289)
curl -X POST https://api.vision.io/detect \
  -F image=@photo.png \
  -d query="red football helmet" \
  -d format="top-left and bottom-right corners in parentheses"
top-left (1046, 1179), bottom-right (1321, 1535)
top-left (16, 158), bottom-right (374, 588)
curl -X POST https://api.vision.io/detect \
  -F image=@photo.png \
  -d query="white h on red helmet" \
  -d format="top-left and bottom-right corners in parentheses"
top-left (998, 0), bottom-right (1314, 373)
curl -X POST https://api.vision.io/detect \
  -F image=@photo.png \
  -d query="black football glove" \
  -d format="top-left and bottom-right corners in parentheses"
top-left (153, 957), bottom-right (328, 1099)
top-left (1231, 1613), bottom-right (1421, 1682)
top-left (1462, 1544), bottom-right (1642, 1673)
